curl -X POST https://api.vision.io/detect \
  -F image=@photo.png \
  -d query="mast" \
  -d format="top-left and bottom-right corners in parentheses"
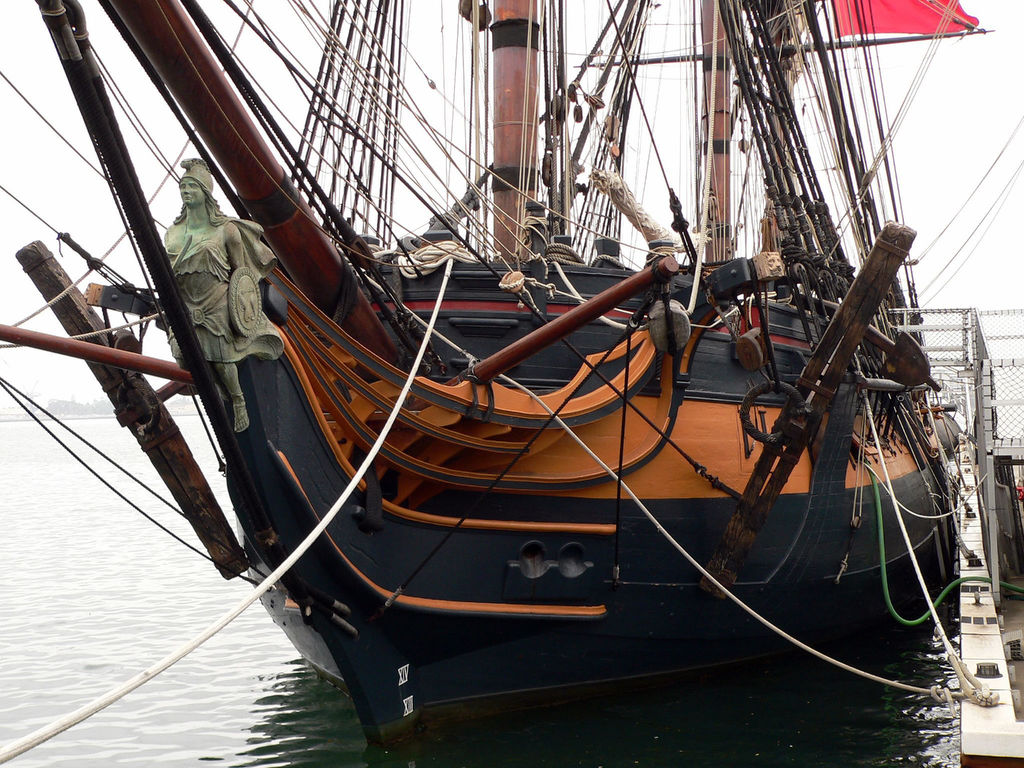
top-left (101, 0), bottom-right (396, 362)
top-left (701, 0), bottom-right (733, 264)
top-left (491, 0), bottom-right (540, 262)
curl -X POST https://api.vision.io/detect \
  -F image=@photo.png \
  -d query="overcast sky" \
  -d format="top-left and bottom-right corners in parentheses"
top-left (0, 0), bottom-right (1019, 404)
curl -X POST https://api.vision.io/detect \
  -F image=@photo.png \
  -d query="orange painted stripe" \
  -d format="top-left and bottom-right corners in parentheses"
top-left (276, 450), bottom-right (607, 618)
top-left (381, 499), bottom-right (616, 535)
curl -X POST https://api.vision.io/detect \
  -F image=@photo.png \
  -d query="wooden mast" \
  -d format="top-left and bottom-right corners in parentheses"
top-left (491, 0), bottom-right (540, 262)
top-left (102, 0), bottom-right (396, 363)
top-left (702, 0), bottom-right (733, 264)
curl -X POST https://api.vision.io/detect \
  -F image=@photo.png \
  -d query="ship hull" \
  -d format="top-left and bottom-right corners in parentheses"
top-left (228, 265), bottom-right (947, 742)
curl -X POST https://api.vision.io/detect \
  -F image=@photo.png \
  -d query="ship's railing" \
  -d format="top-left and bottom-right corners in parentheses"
top-left (890, 306), bottom-right (974, 369)
top-left (975, 310), bottom-right (1024, 606)
top-left (889, 307), bottom-right (1024, 446)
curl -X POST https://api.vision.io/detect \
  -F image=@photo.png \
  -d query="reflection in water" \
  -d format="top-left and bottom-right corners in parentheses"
top-left (235, 628), bottom-right (958, 768)
top-left (240, 660), bottom-right (366, 767)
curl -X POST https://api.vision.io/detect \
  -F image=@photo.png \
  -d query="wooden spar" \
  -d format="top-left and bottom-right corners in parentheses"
top-left (700, 222), bottom-right (916, 594)
top-left (467, 256), bottom-right (678, 384)
top-left (101, 0), bottom-right (396, 363)
top-left (0, 323), bottom-right (192, 383)
top-left (15, 241), bottom-right (248, 580)
top-left (701, 0), bottom-right (732, 264)
top-left (491, 0), bottom-right (540, 262)
top-left (606, 31), bottom-right (988, 67)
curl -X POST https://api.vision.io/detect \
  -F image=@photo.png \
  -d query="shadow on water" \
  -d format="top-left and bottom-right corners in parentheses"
top-left (234, 626), bottom-right (959, 768)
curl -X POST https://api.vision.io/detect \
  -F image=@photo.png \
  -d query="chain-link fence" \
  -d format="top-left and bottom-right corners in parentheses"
top-left (978, 310), bottom-right (1024, 359)
top-left (890, 308), bottom-right (1024, 607)
top-left (890, 307), bottom-right (1024, 451)
top-left (889, 307), bottom-right (974, 372)
top-left (979, 310), bottom-right (1024, 448)
top-left (890, 307), bottom-right (974, 421)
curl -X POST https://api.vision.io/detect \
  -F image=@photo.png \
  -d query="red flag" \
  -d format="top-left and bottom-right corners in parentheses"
top-left (832, 0), bottom-right (979, 36)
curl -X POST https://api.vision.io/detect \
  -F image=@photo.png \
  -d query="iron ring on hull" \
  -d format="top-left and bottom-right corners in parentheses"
top-left (739, 381), bottom-right (804, 445)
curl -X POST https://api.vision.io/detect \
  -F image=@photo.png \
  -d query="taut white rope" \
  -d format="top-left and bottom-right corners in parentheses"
top-left (0, 260), bottom-right (455, 764)
top-left (503, 374), bottom-right (970, 703)
top-left (861, 392), bottom-right (997, 708)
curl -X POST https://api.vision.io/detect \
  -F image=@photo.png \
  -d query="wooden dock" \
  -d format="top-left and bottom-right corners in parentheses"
top-left (958, 446), bottom-right (1024, 767)
top-left (892, 308), bottom-right (1024, 766)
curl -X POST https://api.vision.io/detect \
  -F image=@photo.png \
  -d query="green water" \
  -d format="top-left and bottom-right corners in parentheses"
top-left (0, 416), bottom-right (959, 766)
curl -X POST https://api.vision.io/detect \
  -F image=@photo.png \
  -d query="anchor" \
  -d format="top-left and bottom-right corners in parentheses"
top-left (700, 222), bottom-right (918, 596)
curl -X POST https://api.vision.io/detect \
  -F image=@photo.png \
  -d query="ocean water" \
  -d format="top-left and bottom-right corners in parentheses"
top-left (0, 413), bottom-right (960, 767)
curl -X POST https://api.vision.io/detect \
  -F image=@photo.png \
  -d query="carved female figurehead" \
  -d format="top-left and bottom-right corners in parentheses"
top-left (164, 159), bottom-right (283, 432)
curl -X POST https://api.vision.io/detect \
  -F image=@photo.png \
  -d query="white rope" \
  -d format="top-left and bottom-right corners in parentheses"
top-left (501, 373), bottom-right (957, 702)
top-left (373, 266), bottom-right (971, 708)
top-left (9, 279), bottom-right (82, 329)
top-left (861, 392), bottom-right (997, 709)
top-left (860, 403), bottom-right (953, 522)
top-left (0, 260), bottom-right (455, 764)
top-left (549, 260), bottom-right (629, 331)
top-left (394, 240), bottom-right (476, 279)
top-left (10, 237), bottom-right (121, 328)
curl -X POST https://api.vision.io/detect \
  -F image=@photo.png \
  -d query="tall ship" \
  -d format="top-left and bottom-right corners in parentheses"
top-left (3, 0), bottom-right (983, 746)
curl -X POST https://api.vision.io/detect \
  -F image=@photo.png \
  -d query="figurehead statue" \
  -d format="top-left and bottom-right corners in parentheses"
top-left (164, 159), bottom-right (283, 431)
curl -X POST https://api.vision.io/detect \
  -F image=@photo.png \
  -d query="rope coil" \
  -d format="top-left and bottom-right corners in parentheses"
top-left (395, 239), bottom-right (476, 279)
top-left (544, 240), bottom-right (583, 264)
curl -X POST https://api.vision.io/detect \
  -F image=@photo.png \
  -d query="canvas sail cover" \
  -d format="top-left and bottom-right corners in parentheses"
top-left (832, 0), bottom-right (978, 36)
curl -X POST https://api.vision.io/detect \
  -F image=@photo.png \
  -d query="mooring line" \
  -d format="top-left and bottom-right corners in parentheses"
top-left (505, 376), bottom-right (968, 703)
top-left (0, 260), bottom-right (454, 764)
top-left (861, 392), bottom-right (996, 708)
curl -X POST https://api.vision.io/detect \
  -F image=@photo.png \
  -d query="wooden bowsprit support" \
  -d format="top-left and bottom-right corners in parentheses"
top-left (0, 323), bottom-right (192, 383)
top-left (16, 240), bottom-right (248, 579)
top-left (700, 222), bottom-right (916, 596)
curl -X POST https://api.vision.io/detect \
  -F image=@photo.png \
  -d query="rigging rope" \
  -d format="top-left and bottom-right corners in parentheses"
top-left (0, 376), bottom-right (217, 565)
top-left (919, 153), bottom-right (1024, 303)
top-left (0, 314), bottom-right (157, 351)
top-left (914, 109), bottom-right (1024, 266)
top-left (214, 0), bottom-right (662, 271)
top-left (689, 0), bottom-right (719, 313)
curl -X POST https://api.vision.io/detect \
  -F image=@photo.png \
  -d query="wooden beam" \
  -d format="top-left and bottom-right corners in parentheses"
top-left (0, 322), bottom-right (193, 383)
top-left (466, 256), bottom-right (679, 384)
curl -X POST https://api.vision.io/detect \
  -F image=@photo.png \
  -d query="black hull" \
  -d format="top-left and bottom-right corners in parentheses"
top-left (229, 303), bottom-right (945, 742)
